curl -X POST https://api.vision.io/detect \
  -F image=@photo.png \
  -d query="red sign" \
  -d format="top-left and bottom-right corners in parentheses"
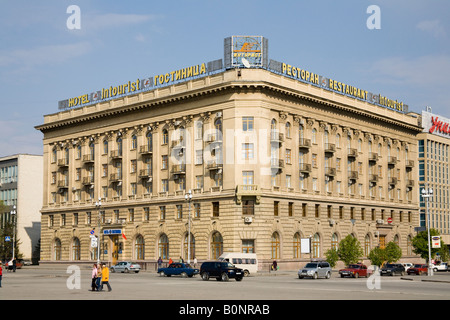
top-left (387, 217), bottom-right (393, 224)
top-left (429, 116), bottom-right (450, 135)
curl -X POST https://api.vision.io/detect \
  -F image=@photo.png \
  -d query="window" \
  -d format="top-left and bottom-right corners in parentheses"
top-left (274, 201), bottom-right (279, 216)
top-left (162, 179), bottom-right (168, 192)
top-left (242, 239), bottom-right (255, 253)
top-left (159, 206), bottom-right (166, 220)
top-left (103, 140), bottom-right (108, 155)
top-left (286, 149), bottom-right (291, 164)
top-left (242, 117), bottom-right (254, 132)
top-left (271, 232), bottom-right (280, 259)
top-left (242, 143), bottom-right (254, 160)
top-left (130, 160), bottom-right (137, 173)
top-left (212, 202), bottom-right (219, 217)
top-left (131, 135), bottom-right (137, 150)
top-left (162, 155), bottom-right (168, 169)
top-left (144, 207), bottom-right (150, 221)
top-left (289, 202), bottom-right (293, 216)
top-left (242, 200), bottom-right (254, 215)
top-left (129, 208), bottom-right (135, 222)
top-left (285, 122), bottom-right (291, 138)
top-left (176, 204), bottom-right (183, 219)
top-left (194, 203), bottom-right (201, 218)
top-left (211, 232), bottom-right (223, 259)
top-left (293, 233), bottom-right (301, 258)
top-left (162, 129), bottom-right (169, 145)
top-left (243, 171), bottom-right (254, 185)
top-left (159, 234), bottom-right (169, 259)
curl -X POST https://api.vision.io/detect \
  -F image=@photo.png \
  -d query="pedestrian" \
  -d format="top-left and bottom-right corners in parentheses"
top-left (157, 257), bottom-right (163, 269)
top-left (99, 263), bottom-right (112, 292)
top-left (96, 263), bottom-right (102, 291)
top-left (91, 263), bottom-right (98, 291)
top-left (271, 260), bottom-right (278, 271)
top-left (193, 256), bottom-right (197, 268)
top-left (0, 263), bottom-right (3, 287)
top-left (169, 257), bottom-right (173, 265)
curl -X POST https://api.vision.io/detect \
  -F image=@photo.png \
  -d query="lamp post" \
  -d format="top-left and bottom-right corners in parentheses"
top-left (184, 189), bottom-right (192, 264)
top-left (95, 198), bottom-right (102, 266)
top-left (10, 205), bottom-right (16, 260)
top-left (421, 186), bottom-right (433, 276)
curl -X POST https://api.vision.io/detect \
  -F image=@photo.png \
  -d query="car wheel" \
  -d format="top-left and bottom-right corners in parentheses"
top-left (354, 272), bottom-right (359, 279)
top-left (236, 277), bottom-right (243, 281)
top-left (400, 271), bottom-right (405, 276)
top-left (299, 275), bottom-right (304, 279)
top-left (135, 271), bottom-right (139, 273)
top-left (181, 272), bottom-right (188, 278)
top-left (221, 272), bottom-right (229, 281)
top-left (326, 272), bottom-right (331, 279)
top-left (313, 273), bottom-right (318, 279)
top-left (111, 268), bottom-right (115, 273)
top-left (160, 271), bottom-right (166, 277)
top-left (244, 270), bottom-right (249, 277)
top-left (201, 272), bottom-right (209, 281)
top-left (125, 268), bottom-right (130, 273)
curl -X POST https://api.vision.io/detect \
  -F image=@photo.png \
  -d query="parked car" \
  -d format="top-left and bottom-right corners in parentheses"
top-left (200, 261), bottom-right (244, 281)
top-left (380, 263), bottom-right (405, 276)
top-left (157, 263), bottom-right (199, 278)
top-left (401, 263), bottom-right (413, 272)
top-left (110, 261), bottom-right (141, 273)
top-left (339, 263), bottom-right (368, 278)
top-left (407, 264), bottom-right (428, 275)
top-left (432, 262), bottom-right (448, 272)
top-left (298, 261), bottom-right (332, 279)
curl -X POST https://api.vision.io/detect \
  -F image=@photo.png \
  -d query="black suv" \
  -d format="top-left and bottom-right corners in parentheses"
top-left (200, 261), bottom-right (244, 281)
top-left (380, 263), bottom-right (405, 276)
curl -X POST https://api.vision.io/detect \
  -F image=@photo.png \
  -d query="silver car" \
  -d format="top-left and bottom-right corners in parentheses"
top-left (298, 261), bottom-right (332, 279)
top-left (110, 261), bottom-right (141, 273)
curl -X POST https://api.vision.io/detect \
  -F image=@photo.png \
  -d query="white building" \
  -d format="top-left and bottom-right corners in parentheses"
top-left (0, 154), bottom-right (43, 261)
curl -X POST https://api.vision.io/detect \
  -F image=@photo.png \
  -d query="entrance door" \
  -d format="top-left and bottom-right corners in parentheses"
top-left (111, 235), bottom-right (119, 265)
top-left (379, 235), bottom-right (386, 249)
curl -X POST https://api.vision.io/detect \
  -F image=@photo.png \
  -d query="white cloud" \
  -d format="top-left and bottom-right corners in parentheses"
top-left (417, 19), bottom-right (446, 38)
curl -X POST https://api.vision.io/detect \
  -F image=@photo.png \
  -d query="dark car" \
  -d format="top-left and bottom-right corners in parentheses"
top-left (407, 264), bottom-right (428, 275)
top-left (339, 263), bottom-right (368, 278)
top-left (200, 261), bottom-right (244, 281)
top-left (380, 263), bottom-right (405, 276)
top-left (157, 263), bottom-right (199, 278)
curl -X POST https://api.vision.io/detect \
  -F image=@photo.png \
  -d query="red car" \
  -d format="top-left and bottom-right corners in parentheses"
top-left (407, 264), bottom-right (428, 275)
top-left (339, 264), bottom-right (368, 278)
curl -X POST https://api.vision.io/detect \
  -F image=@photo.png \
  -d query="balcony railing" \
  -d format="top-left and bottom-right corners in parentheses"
top-left (348, 171), bottom-right (358, 181)
top-left (270, 158), bottom-right (285, 168)
top-left (236, 184), bottom-right (261, 204)
top-left (368, 152), bottom-right (378, 162)
top-left (324, 143), bottom-right (336, 153)
top-left (299, 163), bottom-right (311, 174)
top-left (82, 176), bottom-right (94, 185)
top-left (110, 173), bottom-right (122, 181)
top-left (171, 164), bottom-right (186, 174)
top-left (139, 169), bottom-right (152, 178)
top-left (139, 145), bottom-right (153, 155)
top-left (206, 160), bottom-right (223, 171)
top-left (388, 156), bottom-right (397, 165)
top-left (299, 138), bottom-right (311, 149)
top-left (325, 167), bottom-right (336, 176)
top-left (406, 160), bottom-right (414, 169)
top-left (110, 150), bottom-right (122, 159)
top-left (270, 132), bottom-right (284, 144)
top-left (388, 177), bottom-right (398, 185)
top-left (57, 180), bottom-right (69, 188)
top-left (369, 174), bottom-right (379, 183)
top-left (57, 159), bottom-right (69, 167)
top-left (82, 154), bottom-right (94, 163)
top-left (347, 148), bottom-right (358, 158)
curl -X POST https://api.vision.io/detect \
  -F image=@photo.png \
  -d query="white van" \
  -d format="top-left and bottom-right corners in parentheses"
top-left (218, 252), bottom-right (258, 276)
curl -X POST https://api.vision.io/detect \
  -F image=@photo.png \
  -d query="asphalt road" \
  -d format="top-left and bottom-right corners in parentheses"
top-left (2, 265), bottom-right (450, 302)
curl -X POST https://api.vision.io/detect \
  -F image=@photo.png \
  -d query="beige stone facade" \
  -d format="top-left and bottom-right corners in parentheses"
top-left (36, 67), bottom-right (422, 269)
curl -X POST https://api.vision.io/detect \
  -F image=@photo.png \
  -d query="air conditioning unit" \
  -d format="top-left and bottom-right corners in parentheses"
top-left (106, 219), bottom-right (112, 224)
top-left (376, 219), bottom-right (384, 225)
top-left (216, 112), bottom-right (222, 118)
top-left (244, 217), bottom-right (252, 223)
top-left (328, 219), bottom-right (335, 226)
top-left (374, 231), bottom-right (380, 238)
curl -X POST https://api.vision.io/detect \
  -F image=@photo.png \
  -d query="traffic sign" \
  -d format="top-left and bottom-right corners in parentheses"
top-left (5, 236), bottom-right (11, 242)
top-left (387, 217), bottom-right (393, 224)
top-left (90, 229), bottom-right (95, 235)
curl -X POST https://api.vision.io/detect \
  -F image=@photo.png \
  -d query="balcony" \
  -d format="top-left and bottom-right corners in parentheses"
top-left (236, 184), bottom-right (261, 204)
top-left (406, 160), bottom-right (414, 169)
top-left (110, 150), bottom-right (122, 159)
top-left (171, 164), bottom-right (186, 174)
top-left (325, 167), bottom-right (336, 177)
top-left (110, 173), bottom-right (122, 182)
top-left (57, 180), bottom-right (69, 188)
top-left (57, 159), bottom-right (69, 167)
top-left (299, 163), bottom-right (311, 174)
top-left (388, 177), bottom-right (398, 185)
top-left (206, 133), bottom-right (222, 144)
top-left (406, 179), bottom-right (414, 187)
top-left (82, 176), bottom-right (94, 186)
top-left (171, 139), bottom-right (186, 149)
top-left (139, 145), bottom-right (153, 155)
top-left (82, 154), bottom-right (94, 163)
top-left (347, 148), bottom-right (358, 159)
top-left (206, 160), bottom-right (223, 171)
top-left (324, 143), bottom-right (336, 154)
top-left (348, 171), bottom-right (358, 181)
top-left (369, 174), bottom-right (379, 183)
top-left (270, 158), bottom-right (284, 169)
top-left (368, 152), bottom-right (378, 163)
top-left (270, 132), bottom-right (284, 144)
top-left (139, 169), bottom-right (152, 178)
top-left (299, 138), bottom-right (311, 149)
top-left (388, 156), bottom-right (397, 166)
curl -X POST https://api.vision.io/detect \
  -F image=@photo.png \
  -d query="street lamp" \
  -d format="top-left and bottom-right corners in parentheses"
top-left (184, 189), bottom-right (192, 264)
top-left (421, 186), bottom-right (433, 276)
top-left (10, 205), bottom-right (16, 260)
top-left (95, 198), bottom-right (102, 266)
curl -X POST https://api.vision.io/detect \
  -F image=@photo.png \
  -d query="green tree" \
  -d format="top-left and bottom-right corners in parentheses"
top-left (325, 248), bottom-right (339, 268)
top-left (384, 241), bottom-right (402, 263)
top-left (337, 234), bottom-right (363, 266)
top-left (368, 247), bottom-right (386, 267)
top-left (412, 228), bottom-right (442, 262)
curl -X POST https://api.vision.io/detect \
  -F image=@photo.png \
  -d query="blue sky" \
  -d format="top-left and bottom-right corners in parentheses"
top-left (1, 0), bottom-right (449, 157)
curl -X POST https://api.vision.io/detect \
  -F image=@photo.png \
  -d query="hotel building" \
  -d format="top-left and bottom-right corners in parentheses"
top-left (418, 109), bottom-right (450, 246)
top-left (36, 36), bottom-right (422, 268)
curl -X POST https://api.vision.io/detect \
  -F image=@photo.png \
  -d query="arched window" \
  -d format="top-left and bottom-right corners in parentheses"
top-left (89, 142), bottom-right (95, 160)
top-left (285, 122), bottom-right (291, 138)
top-left (117, 137), bottom-right (123, 156)
top-left (146, 132), bottom-right (153, 151)
top-left (72, 237), bottom-right (81, 261)
top-left (54, 238), bottom-right (62, 261)
top-left (183, 233), bottom-right (195, 261)
top-left (271, 232), bottom-right (280, 259)
top-left (312, 128), bottom-right (317, 144)
top-left (336, 133), bottom-right (341, 148)
top-left (331, 233), bottom-right (338, 251)
top-left (158, 234), bottom-right (169, 259)
top-left (52, 147), bottom-right (57, 163)
top-left (364, 234), bottom-right (371, 256)
top-left (293, 232), bottom-right (301, 258)
top-left (162, 129), bottom-right (169, 145)
top-left (299, 124), bottom-right (304, 140)
top-left (211, 232), bottom-right (223, 259)
top-left (131, 135), bottom-right (137, 150)
top-left (103, 140), bottom-right (108, 155)
top-left (312, 233), bottom-right (320, 258)
top-left (135, 235), bottom-right (145, 260)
